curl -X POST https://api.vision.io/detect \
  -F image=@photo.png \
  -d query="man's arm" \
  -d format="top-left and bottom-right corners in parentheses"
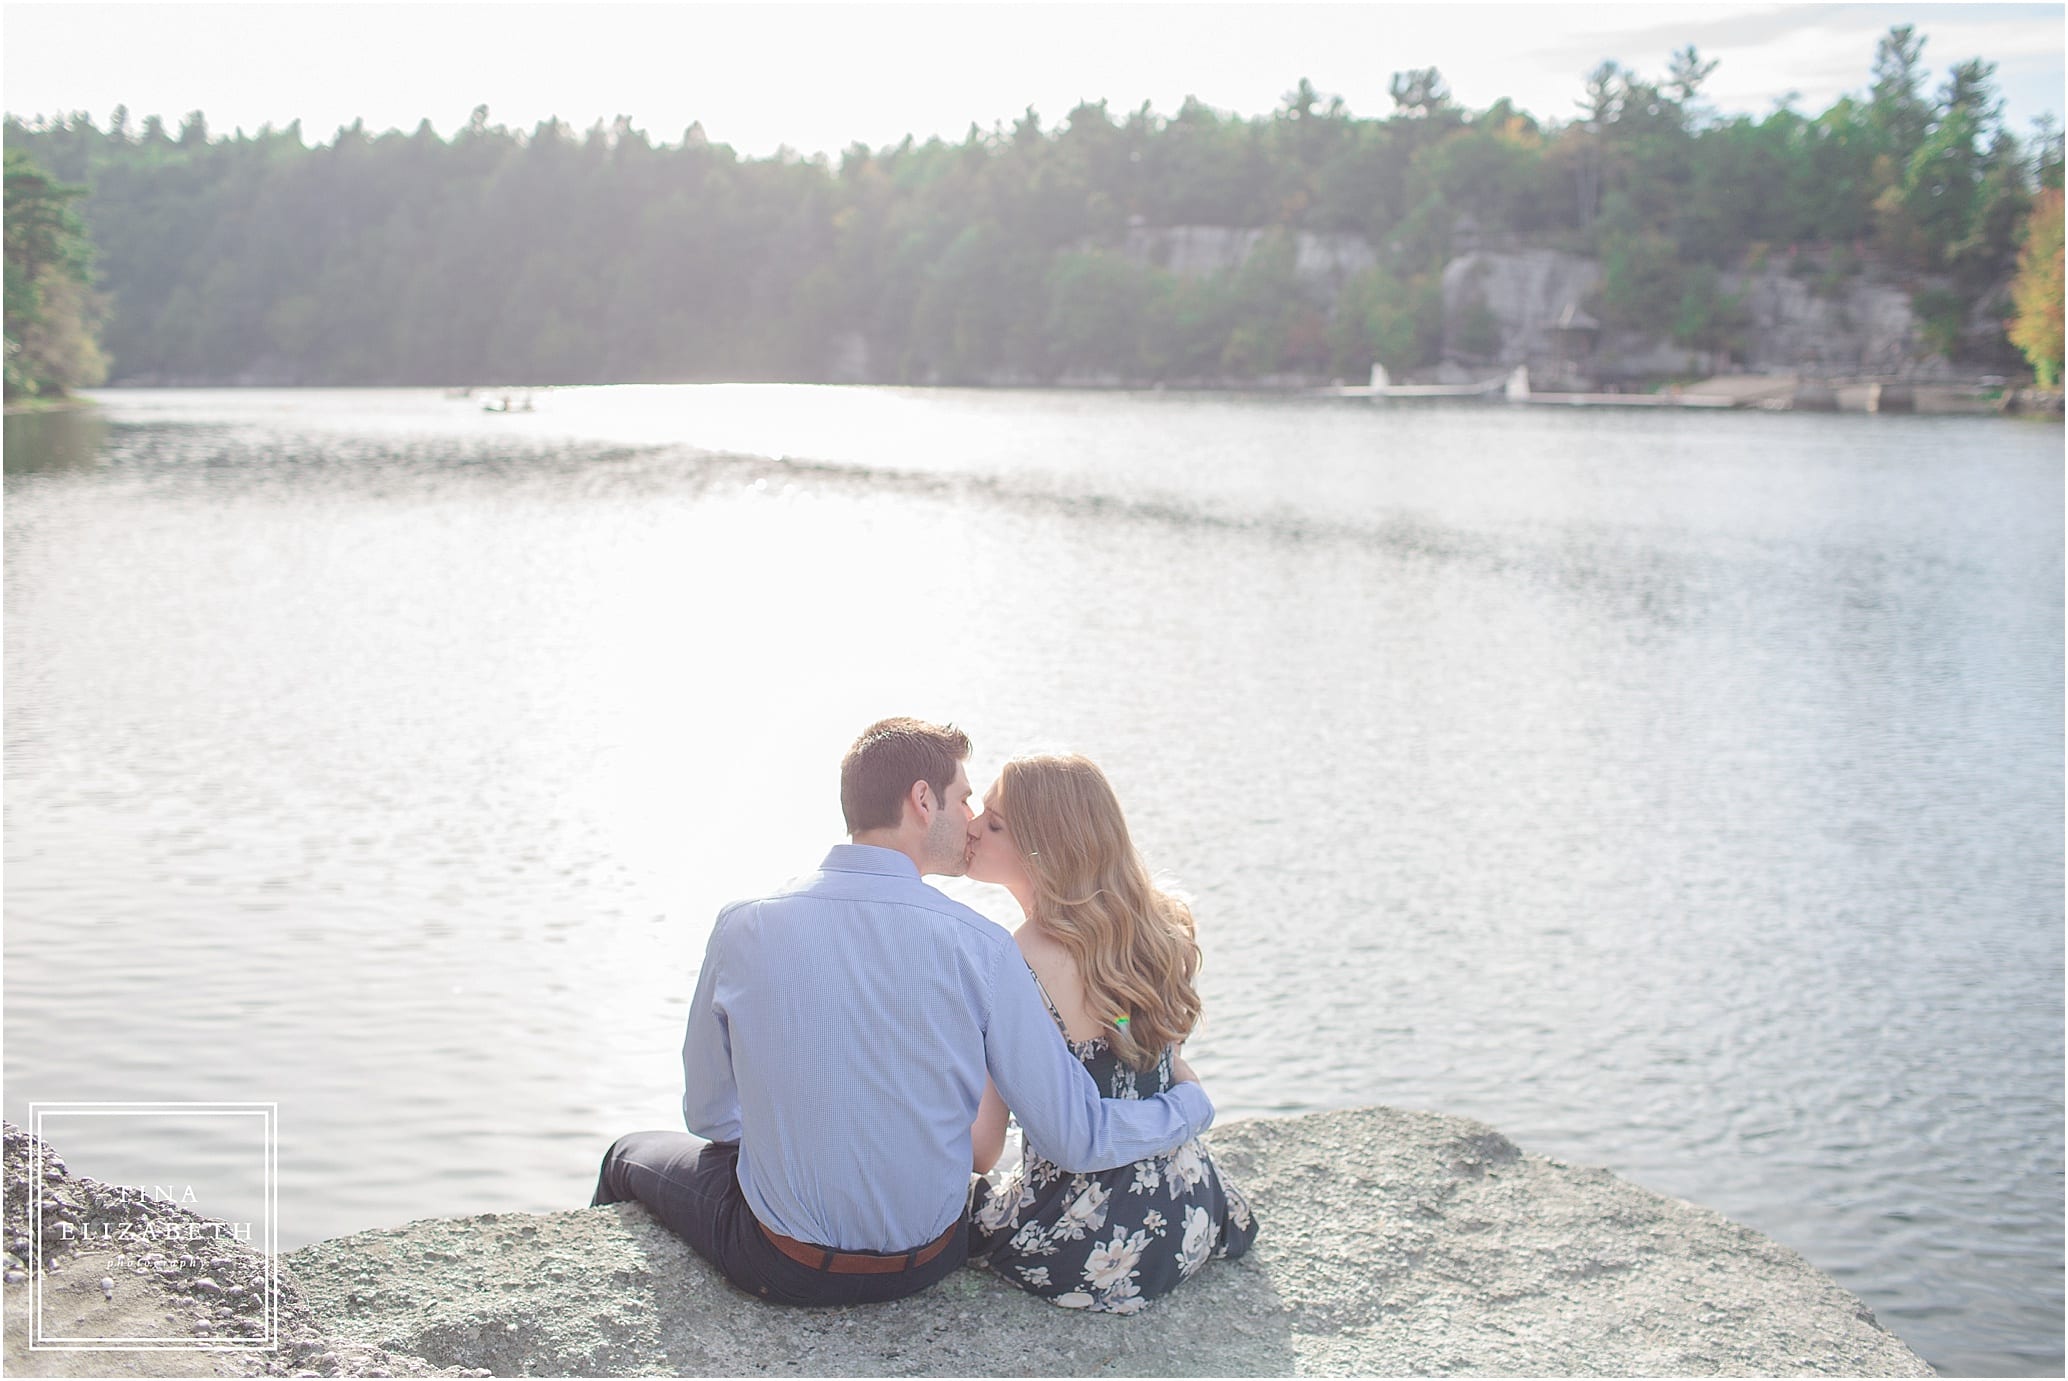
top-left (680, 912), bottom-right (743, 1142)
top-left (982, 944), bottom-right (1213, 1173)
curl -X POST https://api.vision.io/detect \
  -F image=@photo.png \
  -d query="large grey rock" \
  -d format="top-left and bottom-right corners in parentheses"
top-left (281, 1107), bottom-right (1930, 1377)
top-left (1442, 249), bottom-right (1607, 371)
top-left (1722, 268), bottom-right (1935, 376)
top-left (1425, 245), bottom-right (1972, 383)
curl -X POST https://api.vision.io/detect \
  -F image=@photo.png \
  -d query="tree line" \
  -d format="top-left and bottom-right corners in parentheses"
top-left (4, 24), bottom-right (2064, 394)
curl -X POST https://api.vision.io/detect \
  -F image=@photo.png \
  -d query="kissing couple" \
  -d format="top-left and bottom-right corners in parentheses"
top-left (594, 717), bottom-right (1256, 1313)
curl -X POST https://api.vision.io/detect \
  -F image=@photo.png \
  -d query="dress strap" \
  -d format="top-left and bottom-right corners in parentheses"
top-left (1024, 963), bottom-right (1069, 1036)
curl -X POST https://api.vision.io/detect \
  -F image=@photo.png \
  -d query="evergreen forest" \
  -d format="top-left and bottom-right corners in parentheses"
top-left (4, 25), bottom-right (2064, 392)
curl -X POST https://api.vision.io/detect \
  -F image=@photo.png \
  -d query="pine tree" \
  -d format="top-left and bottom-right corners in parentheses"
top-left (4, 148), bottom-right (107, 398)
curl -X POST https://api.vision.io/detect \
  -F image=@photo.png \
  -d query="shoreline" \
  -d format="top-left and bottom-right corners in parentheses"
top-left (78, 376), bottom-right (2066, 416)
top-left (3, 397), bottom-right (99, 417)
top-left (4, 1108), bottom-right (1936, 1377)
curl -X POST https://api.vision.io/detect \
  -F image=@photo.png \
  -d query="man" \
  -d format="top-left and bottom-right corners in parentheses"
top-left (593, 717), bottom-right (1214, 1306)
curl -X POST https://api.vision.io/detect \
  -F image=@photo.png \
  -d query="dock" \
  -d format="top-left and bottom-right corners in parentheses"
top-left (1324, 365), bottom-right (1736, 408)
top-left (1316, 367), bottom-right (2023, 413)
top-left (1517, 388), bottom-right (1734, 408)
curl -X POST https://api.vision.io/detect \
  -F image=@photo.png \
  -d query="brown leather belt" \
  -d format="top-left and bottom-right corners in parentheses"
top-left (757, 1218), bottom-right (958, 1275)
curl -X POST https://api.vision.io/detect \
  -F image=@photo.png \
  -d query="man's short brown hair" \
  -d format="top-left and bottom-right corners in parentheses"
top-left (841, 717), bottom-right (972, 834)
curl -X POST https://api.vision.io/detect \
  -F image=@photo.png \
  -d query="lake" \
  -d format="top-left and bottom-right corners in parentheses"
top-left (4, 386), bottom-right (2061, 1375)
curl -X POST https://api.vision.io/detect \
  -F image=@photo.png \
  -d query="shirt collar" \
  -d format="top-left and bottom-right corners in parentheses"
top-left (821, 843), bottom-right (922, 880)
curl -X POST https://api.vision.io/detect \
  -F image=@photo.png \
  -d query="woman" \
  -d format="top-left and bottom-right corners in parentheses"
top-left (964, 753), bottom-right (1256, 1313)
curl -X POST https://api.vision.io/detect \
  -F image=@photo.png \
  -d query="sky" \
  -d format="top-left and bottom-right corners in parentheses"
top-left (2, 1), bottom-right (2062, 156)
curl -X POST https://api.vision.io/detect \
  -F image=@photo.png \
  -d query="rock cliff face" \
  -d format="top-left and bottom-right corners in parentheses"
top-left (1436, 248), bottom-right (1957, 383)
top-left (1724, 268), bottom-right (1933, 376)
top-left (268, 1106), bottom-right (1928, 1378)
top-left (1112, 227), bottom-right (1969, 384)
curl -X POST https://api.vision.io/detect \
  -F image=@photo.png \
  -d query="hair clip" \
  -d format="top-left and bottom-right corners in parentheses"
top-left (1113, 1015), bottom-right (1130, 1028)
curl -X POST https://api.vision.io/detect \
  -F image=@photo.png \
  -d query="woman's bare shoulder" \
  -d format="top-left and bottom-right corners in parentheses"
top-left (1013, 922), bottom-right (1099, 1033)
top-left (1012, 919), bottom-right (1068, 968)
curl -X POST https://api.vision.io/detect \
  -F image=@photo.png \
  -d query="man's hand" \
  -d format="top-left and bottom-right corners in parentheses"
top-left (1170, 1053), bottom-right (1202, 1088)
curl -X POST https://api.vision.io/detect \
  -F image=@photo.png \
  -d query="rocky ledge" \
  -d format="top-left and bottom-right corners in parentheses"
top-left (0, 1122), bottom-right (476, 1381)
top-left (7, 1107), bottom-right (1932, 1377)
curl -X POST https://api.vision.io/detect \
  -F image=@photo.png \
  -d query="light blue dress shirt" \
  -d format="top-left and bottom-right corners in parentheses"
top-left (681, 844), bottom-right (1216, 1253)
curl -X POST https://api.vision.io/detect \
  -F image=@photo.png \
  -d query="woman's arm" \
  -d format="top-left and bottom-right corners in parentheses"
top-left (971, 1076), bottom-right (1010, 1173)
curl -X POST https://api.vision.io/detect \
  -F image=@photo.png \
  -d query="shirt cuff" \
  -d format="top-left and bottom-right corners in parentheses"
top-left (1169, 1078), bottom-right (1214, 1137)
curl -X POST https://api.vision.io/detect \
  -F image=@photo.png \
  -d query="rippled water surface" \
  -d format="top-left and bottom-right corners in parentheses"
top-left (5, 387), bottom-right (2061, 1374)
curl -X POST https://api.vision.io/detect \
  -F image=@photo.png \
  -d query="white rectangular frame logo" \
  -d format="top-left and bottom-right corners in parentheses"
top-left (27, 1101), bottom-right (278, 1353)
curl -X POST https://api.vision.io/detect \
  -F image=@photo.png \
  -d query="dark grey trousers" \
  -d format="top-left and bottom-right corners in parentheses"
top-left (591, 1131), bottom-right (967, 1307)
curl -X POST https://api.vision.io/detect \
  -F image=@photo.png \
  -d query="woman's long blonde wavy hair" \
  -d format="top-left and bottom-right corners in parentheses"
top-left (993, 753), bottom-right (1202, 1072)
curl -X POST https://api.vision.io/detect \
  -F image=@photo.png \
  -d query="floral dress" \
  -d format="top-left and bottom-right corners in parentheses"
top-left (968, 980), bottom-right (1258, 1313)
